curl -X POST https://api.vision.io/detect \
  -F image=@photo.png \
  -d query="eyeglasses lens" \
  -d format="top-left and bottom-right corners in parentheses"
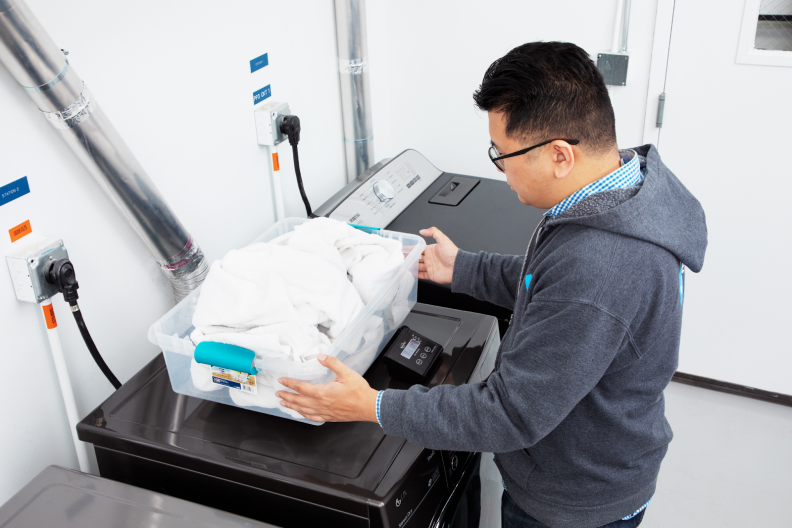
top-left (488, 146), bottom-right (504, 171)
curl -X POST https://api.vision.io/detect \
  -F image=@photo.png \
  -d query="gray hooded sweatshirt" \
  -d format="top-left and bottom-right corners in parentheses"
top-left (379, 145), bottom-right (708, 528)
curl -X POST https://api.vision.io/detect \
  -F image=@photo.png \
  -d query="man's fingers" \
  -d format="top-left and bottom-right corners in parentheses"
top-left (279, 400), bottom-right (330, 423)
top-left (280, 400), bottom-right (316, 420)
top-left (277, 390), bottom-right (320, 409)
top-left (279, 398), bottom-right (319, 415)
top-left (303, 413), bottom-right (332, 423)
top-left (420, 227), bottom-right (449, 244)
top-left (318, 354), bottom-right (355, 378)
top-left (278, 377), bottom-right (320, 397)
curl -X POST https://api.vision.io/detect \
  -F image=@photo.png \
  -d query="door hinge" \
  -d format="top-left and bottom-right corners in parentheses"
top-left (656, 93), bottom-right (666, 128)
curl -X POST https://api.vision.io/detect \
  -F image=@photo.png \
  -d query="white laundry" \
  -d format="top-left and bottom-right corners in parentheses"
top-left (229, 374), bottom-right (305, 420)
top-left (188, 217), bottom-right (407, 417)
top-left (342, 314), bottom-right (386, 375)
top-left (228, 315), bottom-right (387, 423)
top-left (385, 266), bottom-right (415, 328)
top-left (193, 320), bottom-right (333, 363)
top-left (190, 358), bottom-right (222, 392)
top-left (272, 217), bottom-right (405, 304)
top-left (193, 242), bottom-right (365, 341)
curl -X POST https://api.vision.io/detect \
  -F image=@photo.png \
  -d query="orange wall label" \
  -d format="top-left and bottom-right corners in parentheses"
top-left (272, 152), bottom-right (280, 171)
top-left (43, 304), bottom-right (57, 329)
top-left (9, 219), bottom-right (32, 242)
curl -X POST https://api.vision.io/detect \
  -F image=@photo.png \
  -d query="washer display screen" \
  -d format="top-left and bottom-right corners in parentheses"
top-left (401, 338), bottom-right (420, 359)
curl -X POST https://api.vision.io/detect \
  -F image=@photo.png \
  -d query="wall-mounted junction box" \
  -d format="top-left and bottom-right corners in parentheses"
top-left (6, 235), bottom-right (69, 303)
top-left (597, 53), bottom-right (629, 86)
top-left (254, 100), bottom-right (291, 146)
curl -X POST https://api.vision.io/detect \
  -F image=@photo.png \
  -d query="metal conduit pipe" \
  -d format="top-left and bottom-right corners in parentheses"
top-left (334, 0), bottom-right (375, 183)
top-left (620, 0), bottom-right (632, 53)
top-left (0, 0), bottom-right (207, 301)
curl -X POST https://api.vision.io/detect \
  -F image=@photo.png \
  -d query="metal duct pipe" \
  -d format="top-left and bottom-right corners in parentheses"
top-left (334, 0), bottom-right (375, 183)
top-left (0, 0), bottom-right (207, 301)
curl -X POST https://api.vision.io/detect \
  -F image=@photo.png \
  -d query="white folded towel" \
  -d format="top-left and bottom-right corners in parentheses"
top-left (271, 217), bottom-right (404, 304)
top-left (193, 241), bottom-right (365, 342)
top-left (229, 373), bottom-right (305, 420)
top-left (227, 314), bottom-right (386, 423)
top-left (190, 359), bottom-right (223, 392)
top-left (189, 218), bottom-right (405, 416)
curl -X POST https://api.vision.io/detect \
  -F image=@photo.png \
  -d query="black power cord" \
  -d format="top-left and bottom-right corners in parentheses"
top-left (279, 115), bottom-right (317, 218)
top-left (46, 258), bottom-right (122, 390)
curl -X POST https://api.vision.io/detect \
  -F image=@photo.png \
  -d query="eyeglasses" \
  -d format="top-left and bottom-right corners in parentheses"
top-left (488, 139), bottom-right (580, 172)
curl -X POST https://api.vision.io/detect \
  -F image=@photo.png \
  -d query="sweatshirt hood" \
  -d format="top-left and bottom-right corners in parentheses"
top-left (547, 144), bottom-right (708, 272)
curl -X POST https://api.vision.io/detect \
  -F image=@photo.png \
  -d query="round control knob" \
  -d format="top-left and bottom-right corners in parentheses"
top-left (373, 180), bottom-right (395, 202)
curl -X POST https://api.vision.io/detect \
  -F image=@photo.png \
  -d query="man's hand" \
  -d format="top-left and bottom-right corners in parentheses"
top-left (277, 355), bottom-right (379, 423)
top-left (418, 227), bottom-right (459, 285)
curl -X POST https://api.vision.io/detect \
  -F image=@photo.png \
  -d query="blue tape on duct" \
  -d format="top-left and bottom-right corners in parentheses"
top-left (194, 342), bottom-right (258, 374)
top-left (250, 53), bottom-right (269, 73)
top-left (0, 177), bottom-right (30, 207)
top-left (253, 85), bottom-right (271, 105)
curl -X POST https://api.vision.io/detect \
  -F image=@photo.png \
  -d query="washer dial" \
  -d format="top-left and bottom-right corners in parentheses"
top-left (373, 180), bottom-right (395, 202)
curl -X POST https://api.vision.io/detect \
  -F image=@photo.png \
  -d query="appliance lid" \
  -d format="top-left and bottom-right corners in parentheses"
top-left (0, 466), bottom-right (276, 528)
top-left (78, 305), bottom-right (492, 494)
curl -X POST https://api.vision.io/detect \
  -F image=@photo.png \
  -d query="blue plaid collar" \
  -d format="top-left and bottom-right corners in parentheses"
top-left (544, 150), bottom-right (643, 218)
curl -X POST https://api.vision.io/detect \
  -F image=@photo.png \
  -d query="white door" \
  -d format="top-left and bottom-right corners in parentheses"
top-left (648, 0), bottom-right (792, 394)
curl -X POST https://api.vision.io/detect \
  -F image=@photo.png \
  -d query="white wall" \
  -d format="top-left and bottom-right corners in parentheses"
top-left (0, 0), bottom-right (346, 504)
top-left (759, 0), bottom-right (792, 14)
top-left (366, 0), bottom-right (660, 182)
top-left (658, 0), bottom-right (792, 394)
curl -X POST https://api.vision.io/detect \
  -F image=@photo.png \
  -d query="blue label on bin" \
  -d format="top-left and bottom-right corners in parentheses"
top-left (250, 53), bottom-right (269, 73)
top-left (212, 376), bottom-right (241, 390)
top-left (253, 85), bottom-right (271, 105)
top-left (0, 177), bottom-right (30, 207)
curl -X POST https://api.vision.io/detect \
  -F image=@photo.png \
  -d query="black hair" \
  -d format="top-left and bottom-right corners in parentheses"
top-left (473, 42), bottom-right (617, 154)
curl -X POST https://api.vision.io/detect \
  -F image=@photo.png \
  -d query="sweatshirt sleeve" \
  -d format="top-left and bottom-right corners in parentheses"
top-left (378, 300), bottom-right (634, 452)
top-left (451, 250), bottom-right (524, 310)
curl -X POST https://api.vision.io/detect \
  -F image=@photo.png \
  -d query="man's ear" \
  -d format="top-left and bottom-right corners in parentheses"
top-left (550, 141), bottom-right (575, 180)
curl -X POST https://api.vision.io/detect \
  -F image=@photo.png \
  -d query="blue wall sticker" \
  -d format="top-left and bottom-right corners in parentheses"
top-left (525, 274), bottom-right (533, 291)
top-left (253, 84), bottom-right (271, 105)
top-left (0, 176), bottom-right (30, 207)
top-left (250, 53), bottom-right (269, 73)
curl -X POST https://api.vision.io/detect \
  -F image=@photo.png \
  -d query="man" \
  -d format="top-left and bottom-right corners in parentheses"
top-left (277, 42), bottom-right (707, 528)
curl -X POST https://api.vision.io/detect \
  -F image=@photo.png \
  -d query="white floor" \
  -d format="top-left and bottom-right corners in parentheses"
top-left (641, 382), bottom-right (792, 527)
top-left (479, 381), bottom-right (792, 527)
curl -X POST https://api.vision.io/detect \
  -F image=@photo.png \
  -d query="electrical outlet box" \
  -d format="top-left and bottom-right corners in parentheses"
top-left (254, 100), bottom-right (290, 146)
top-left (597, 53), bottom-right (629, 86)
top-left (6, 235), bottom-right (69, 303)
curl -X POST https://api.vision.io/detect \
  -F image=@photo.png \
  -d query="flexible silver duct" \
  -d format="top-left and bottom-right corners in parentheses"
top-left (334, 0), bottom-right (375, 183)
top-left (0, 0), bottom-right (207, 301)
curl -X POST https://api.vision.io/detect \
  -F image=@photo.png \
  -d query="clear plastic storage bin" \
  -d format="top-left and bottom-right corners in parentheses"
top-left (148, 218), bottom-right (424, 425)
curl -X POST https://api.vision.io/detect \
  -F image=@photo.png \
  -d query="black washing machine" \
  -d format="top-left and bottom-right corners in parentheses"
top-left (77, 303), bottom-right (500, 528)
top-left (315, 149), bottom-right (544, 334)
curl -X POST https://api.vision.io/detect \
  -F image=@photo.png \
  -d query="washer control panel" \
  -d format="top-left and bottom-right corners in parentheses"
top-left (383, 326), bottom-right (443, 383)
top-left (329, 150), bottom-right (442, 227)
